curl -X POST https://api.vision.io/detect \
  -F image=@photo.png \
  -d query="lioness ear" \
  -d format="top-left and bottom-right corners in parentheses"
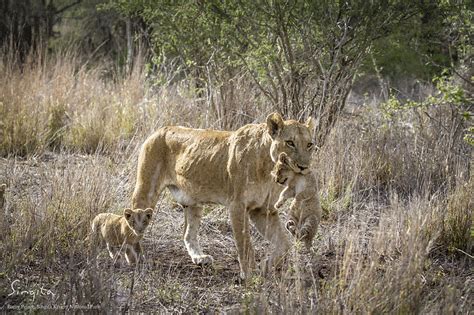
top-left (124, 208), bottom-right (133, 219)
top-left (305, 116), bottom-right (315, 135)
top-left (266, 112), bottom-right (284, 138)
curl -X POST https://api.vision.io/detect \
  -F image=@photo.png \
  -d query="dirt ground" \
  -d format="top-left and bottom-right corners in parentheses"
top-left (0, 154), bottom-right (472, 313)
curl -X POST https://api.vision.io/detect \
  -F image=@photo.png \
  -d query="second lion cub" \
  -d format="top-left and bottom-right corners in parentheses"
top-left (91, 208), bottom-right (153, 265)
top-left (272, 152), bottom-right (322, 250)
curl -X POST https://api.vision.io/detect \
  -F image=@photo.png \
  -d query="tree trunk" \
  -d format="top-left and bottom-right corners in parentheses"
top-left (125, 18), bottom-right (133, 75)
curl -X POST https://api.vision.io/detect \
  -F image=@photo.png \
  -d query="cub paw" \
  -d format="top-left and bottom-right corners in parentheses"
top-left (192, 255), bottom-right (214, 266)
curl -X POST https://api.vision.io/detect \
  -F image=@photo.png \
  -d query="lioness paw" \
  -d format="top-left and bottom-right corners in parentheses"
top-left (192, 255), bottom-right (214, 266)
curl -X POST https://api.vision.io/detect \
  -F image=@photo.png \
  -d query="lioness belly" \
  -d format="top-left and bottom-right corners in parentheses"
top-left (168, 185), bottom-right (198, 206)
top-left (167, 179), bottom-right (230, 206)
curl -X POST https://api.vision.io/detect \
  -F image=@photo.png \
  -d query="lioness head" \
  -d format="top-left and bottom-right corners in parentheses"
top-left (124, 208), bottom-right (153, 235)
top-left (271, 152), bottom-right (300, 185)
top-left (267, 113), bottom-right (315, 171)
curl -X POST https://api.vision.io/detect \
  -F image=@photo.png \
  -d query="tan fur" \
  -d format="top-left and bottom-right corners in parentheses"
top-left (91, 208), bottom-right (153, 265)
top-left (272, 152), bottom-right (322, 250)
top-left (132, 113), bottom-right (315, 278)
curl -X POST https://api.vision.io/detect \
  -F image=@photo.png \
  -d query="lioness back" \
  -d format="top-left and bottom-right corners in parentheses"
top-left (133, 123), bottom-right (277, 208)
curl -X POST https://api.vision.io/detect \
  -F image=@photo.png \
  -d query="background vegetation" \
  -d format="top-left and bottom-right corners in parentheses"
top-left (0, 0), bottom-right (472, 313)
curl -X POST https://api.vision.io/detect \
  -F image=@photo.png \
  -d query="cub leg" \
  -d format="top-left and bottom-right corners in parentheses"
top-left (134, 242), bottom-right (143, 258)
top-left (106, 243), bottom-right (117, 260)
top-left (125, 245), bottom-right (138, 265)
top-left (274, 186), bottom-right (294, 208)
top-left (183, 206), bottom-right (213, 265)
top-left (286, 199), bottom-right (302, 236)
top-left (229, 202), bottom-right (255, 279)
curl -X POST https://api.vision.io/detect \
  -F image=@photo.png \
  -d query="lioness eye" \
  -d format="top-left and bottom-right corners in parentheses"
top-left (286, 140), bottom-right (295, 148)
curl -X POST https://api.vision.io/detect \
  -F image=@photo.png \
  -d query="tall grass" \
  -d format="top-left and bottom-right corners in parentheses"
top-left (0, 49), bottom-right (268, 157)
top-left (0, 49), bottom-right (145, 155)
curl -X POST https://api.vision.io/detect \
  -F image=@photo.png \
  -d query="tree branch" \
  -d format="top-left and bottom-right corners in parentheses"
top-left (55, 0), bottom-right (82, 15)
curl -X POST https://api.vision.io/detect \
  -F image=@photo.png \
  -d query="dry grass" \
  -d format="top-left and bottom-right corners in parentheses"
top-left (0, 49), bottom-right (267, 157)
top-left (0, 51), bottom-right (472, 313)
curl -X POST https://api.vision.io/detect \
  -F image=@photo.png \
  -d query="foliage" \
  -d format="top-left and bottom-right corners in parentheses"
top-left (2, 1), bottom-right (470, 144)
top-left (381, 71), bottom-right (473, 149)
top-left (105, 0), bottom-right (421, 144)
top-left (366, 1), bottom-right (473, 80)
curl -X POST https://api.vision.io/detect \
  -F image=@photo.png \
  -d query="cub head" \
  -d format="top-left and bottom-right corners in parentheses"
top-left (267, 112), bottom-right (315, 172)
top-left (271, 152), bottom-right (300, 185)
top-left (123, 208), bottom-right (153, 235)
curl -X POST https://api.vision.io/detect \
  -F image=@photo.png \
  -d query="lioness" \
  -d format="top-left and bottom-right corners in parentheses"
top-left (91, 208), bottom-right (153, 265)
top-left (132, 113), bottom-right (315, 278)
top-left (272, 152), bottom-right (322, 250)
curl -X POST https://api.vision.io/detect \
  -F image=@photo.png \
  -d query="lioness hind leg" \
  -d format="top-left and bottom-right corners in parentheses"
top-left (132, 138), bottom-right (167, 209)
top-left (132, 172), bottom-right (166, 209)
top-left (183, 206), bottom-right (213, 266)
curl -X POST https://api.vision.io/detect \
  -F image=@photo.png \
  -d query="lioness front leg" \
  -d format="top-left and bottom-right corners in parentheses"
top-left (249, 208), bottom-right (290, 274)
top-left (230, 202), bottom-right (255, 279)
top-left (183, 206), bottom-right (213, 265)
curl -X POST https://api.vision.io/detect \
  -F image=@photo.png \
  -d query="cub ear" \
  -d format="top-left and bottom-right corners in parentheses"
top-left (0, 183), bottom-right (6, 192)
top-left (285, 220), bottom-right (296, 235)
top-left (124, 208), bottom-right (133, 219)
top-left (278, 152), bottom-right (288, 163)
top-left (145, 208), bottom-right (153, 216)
top-left (305, 116), bottom-right (315, 136)
top-left (266, 112), bottom-right (284, 138)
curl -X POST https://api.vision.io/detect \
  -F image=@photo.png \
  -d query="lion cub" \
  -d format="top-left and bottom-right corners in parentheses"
top-left (91, 208), bottom-right (153, 265)
top-left (272, 152), bottom-right (322, 250)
